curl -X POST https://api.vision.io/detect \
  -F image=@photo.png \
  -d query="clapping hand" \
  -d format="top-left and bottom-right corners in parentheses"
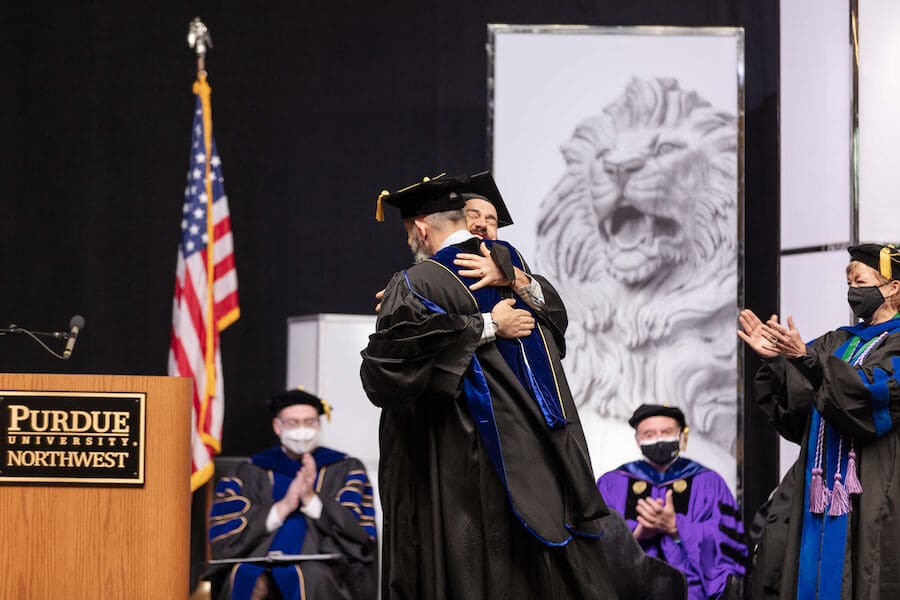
top-left (274, 453), bottom-right (318, 519)
top-left (633, 489), bottom-right (678, 541)
top-left (738, 309), bottom-right (807, 359)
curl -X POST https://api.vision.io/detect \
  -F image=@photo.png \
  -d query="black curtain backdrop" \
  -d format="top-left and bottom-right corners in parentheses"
top-left (2, 0), bottom-right (780, 537)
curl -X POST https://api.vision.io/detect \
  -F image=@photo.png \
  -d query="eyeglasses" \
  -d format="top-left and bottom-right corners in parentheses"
top-left (637, 428), bottom-right (681, 441)
top-left (278, 417), bottom-right (320, 429)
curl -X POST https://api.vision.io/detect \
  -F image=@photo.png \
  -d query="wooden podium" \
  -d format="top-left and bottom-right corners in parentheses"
top-left (0, 373), bottom-right (192, 599)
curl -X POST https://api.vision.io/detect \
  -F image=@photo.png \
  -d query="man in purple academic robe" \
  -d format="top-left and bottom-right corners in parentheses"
top-left (597, 404), bottom-right (747, 600)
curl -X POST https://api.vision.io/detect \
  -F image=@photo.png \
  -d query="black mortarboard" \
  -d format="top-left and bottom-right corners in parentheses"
top-left (375, 171), bottom-right (513, 225)
top-left (628, 404), bottom-right (687, 429)
top-left (460, 171), bottom-right (513, 227)
top-left (848, 243), bottom-right (900, 281)
top-left (376, 173), bottom-right (466, 221)
top-left (267, 388), bottom-right (332, 421)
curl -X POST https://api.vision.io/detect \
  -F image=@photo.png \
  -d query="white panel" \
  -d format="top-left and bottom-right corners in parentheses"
top-left (286, 317), bottom-right (319, 394)
top-left (286, 313), bottom-right (382, 546)
top-left (492, 27), bottom-right (743, 494)
top-left (858, 0), bottom-right (900, 241)
top-left (779, 0), bottom-right (852, 249)
top-left (286, 314), bottom-right (379, 468)
top-left (780, 251), bottom-right (852, 338)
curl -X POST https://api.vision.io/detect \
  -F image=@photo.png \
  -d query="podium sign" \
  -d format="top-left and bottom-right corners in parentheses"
top-left (0, 391), bottom-right (146, 485)
top-left (0, 373), bottom-right (191, 599)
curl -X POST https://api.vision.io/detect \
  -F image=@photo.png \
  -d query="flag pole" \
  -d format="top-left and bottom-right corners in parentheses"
top-left (187, 17), bottom-right (219, 480)
top-left (174, 15), bottom-right (238, 498)
top-left (186, 19), bottom-right (216, 590)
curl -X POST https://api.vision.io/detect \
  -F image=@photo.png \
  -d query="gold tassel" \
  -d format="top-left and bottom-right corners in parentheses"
top-left (881, 246), bottom-right (893, 280)
top-left (320, 398), bottom-right (332, 422)
top-left (376, 190), bottom-right (388, 222)
top-left (376, 173), bottom-right (445, 221)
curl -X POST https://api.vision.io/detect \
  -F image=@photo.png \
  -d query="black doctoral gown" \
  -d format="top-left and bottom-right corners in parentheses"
top-left (360, 237), bottom-right (617, 600)
top-left (751, 317), bottom-right (900, 599)
top-left (207, 447), bottom-right (378, 600)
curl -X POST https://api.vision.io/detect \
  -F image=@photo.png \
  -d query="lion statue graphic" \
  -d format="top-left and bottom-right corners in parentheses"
top-left (535, 77), bottom-right (739, 455)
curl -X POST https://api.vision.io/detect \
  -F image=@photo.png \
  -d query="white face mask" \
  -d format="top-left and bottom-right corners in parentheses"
top-left (280, 426), bottom-right (319, 456)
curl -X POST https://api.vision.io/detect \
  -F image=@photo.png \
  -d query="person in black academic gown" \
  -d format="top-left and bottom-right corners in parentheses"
top-left (361, 172), bottom-right (618, 600)
top-left (739, 243), bottom-right (900, 599)
top-left (207, 389), bottom-right (377, 600)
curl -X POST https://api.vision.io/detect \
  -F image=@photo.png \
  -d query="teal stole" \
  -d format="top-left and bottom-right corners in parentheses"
top-left (796, 317), bottom-right (900, 599)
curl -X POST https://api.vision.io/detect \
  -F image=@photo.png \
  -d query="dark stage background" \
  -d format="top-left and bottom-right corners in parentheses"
top-left (2, 0), bottom-right (780, 542)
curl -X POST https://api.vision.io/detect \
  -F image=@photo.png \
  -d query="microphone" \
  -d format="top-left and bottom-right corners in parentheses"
top-left (63, 315), bottom-right (85, 359)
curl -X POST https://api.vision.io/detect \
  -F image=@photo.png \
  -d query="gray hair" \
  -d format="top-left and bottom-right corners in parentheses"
top-left (423, 209), bottom-right (466, 231)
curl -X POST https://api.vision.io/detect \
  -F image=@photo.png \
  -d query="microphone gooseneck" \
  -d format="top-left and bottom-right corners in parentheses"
top-left (62, 315), bottom-right (86, 359)
top-left (0, 315), bottom-right (85, 360)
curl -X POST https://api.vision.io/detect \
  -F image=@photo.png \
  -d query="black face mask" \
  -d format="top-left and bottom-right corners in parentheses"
top-left (848, 285), bottom-right (885, 322)
top-left (639, 438), bottom-right (680, 466)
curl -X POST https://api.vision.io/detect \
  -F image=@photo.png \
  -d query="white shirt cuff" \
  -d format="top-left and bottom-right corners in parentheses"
top-left (479, 313), bottom-right (497, 344)
top-left (300, 494), bottom-right (323, 520)
top-left (266, 505), bottom-right (285, 532)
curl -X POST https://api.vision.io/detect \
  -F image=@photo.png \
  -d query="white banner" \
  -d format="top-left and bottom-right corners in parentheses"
top-left (489, 25), bottom-right (744, 492)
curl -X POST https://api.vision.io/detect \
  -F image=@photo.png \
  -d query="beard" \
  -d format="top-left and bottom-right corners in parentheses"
top-left (409, 228), bottom-right (430, 264)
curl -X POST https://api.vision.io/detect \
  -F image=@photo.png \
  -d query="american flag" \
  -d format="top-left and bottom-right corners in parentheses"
top-left (169, 75), bottom-right (240, 492)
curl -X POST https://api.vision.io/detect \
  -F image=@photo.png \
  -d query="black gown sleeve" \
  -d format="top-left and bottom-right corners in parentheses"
top-left (813, 332), bottom-right (900, 441)
top-left (529, 273), bottom-right (569, 357)
top-left (208, 462), bottom-right (275, 560)
top-left (360, 269), bottom-right (483, 409)
top-left (308, 458), bottom-right (378, 600)
top-left (753, 329), bottom-right (900, 442)
top-left (308, 459), bottom-right (376, 558)
top-left (752, 333), bottom-right (846, 443)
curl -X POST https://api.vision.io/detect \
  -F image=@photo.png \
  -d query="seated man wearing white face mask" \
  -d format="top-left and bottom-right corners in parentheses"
top-left (207, 389), bottom-right (377, 600)
top-left (597, 404), bottom-right (747, 600)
